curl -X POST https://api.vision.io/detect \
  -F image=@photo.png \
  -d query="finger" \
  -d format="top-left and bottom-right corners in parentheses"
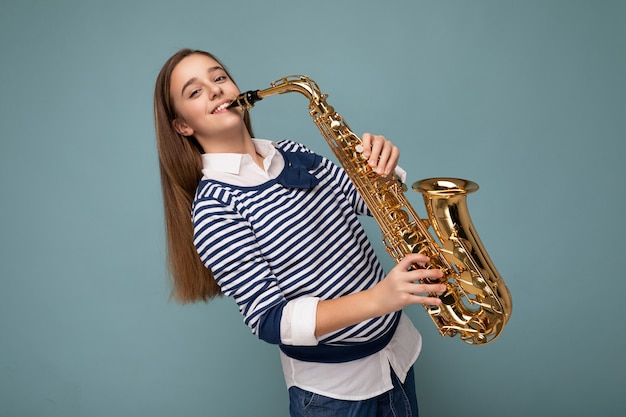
top-left (419, 282), bottom-right (447, 295)
top-left (398, 253), bottom-right (430, 270)
top-left (360, 133), bottom-right (373, 158)
top-left (411, 268), bottom-right (445, 284)
top-left (408, 293), bottom-right (443, 306)
top-left (381, 144), bottom-right (399, 177)
top-left (405, 282), bottom-right (447, 302)
top-left (372, 140), bottom-right (390, 174)
top-left (363, 133), bottom-right (385, 168)
top-left (376, 142), bottom-right (399, 176)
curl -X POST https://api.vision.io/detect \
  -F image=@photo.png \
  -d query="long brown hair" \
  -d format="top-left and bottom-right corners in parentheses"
top-left (153, 49), bottom-right (253, 303)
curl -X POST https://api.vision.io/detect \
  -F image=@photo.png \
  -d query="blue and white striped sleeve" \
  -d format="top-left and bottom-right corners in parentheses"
top-left (192, 195), bottom-right (319, 346)
top-left (193, 197), bottom-right (285, 339)
top-left (321, 157), bottom-right (371, 216)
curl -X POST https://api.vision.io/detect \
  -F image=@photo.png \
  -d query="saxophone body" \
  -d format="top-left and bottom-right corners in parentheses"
top-left (231, 76), bottom-right (512, 344)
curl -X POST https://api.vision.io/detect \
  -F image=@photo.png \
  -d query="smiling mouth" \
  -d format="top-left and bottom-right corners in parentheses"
top-left (212, 102), bottom-right (232, 114)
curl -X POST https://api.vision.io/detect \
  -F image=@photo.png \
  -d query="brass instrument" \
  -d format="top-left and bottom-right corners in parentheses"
top-left (229, 76), bottom-right (512, 344)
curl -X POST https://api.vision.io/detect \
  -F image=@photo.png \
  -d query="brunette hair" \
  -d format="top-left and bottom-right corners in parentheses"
top-left (153, 49), bottom-right (253, 302)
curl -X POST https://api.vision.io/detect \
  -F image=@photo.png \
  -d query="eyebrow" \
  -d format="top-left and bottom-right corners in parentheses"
top-left (180, 66), bottom-right (224, 97)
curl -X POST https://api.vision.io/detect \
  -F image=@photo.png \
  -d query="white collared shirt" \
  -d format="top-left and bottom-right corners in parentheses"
top-left (201, 138), bottom-right (421, 400)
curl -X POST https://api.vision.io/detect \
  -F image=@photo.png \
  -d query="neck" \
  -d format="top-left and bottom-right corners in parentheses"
top-left (197, 125), bottom-right (254, 155)
top-left (197, 128), bottom-right (264, 168)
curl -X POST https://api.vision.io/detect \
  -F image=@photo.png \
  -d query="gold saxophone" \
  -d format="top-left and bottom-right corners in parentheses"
top-left (230, 76), bottom-right (512, 344)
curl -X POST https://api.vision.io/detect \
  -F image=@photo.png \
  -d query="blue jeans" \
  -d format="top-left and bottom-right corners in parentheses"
top-left (288, 367), bottom-right (419, 417)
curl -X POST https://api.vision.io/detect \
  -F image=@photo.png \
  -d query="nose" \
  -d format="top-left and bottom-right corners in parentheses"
top-left (208, 82), bottom-right (223, 99)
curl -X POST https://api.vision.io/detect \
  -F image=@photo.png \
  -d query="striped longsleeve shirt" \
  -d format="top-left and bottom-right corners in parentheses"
top-left (192, 139), bottom-right (421, 399)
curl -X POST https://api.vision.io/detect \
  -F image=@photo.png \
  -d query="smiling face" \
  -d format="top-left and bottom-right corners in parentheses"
top-left (169, 53), bottom-right (246, 151)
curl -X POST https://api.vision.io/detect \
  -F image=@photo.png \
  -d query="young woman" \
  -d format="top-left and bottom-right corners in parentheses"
top-left (154, 48), bottom-right (446, 417)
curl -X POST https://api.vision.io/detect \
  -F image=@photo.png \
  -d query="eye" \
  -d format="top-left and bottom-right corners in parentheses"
top-left (189, 88), bottom-right (201, 98)
top-left (215, 74), bottom-right (228, 83)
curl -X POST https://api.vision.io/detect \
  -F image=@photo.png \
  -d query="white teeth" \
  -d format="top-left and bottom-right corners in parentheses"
top-left (213, 103), bottom-right (229, 114)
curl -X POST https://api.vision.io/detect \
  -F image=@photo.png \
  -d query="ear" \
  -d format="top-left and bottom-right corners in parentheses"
top-left (172, 118), bottom-right (194, 136)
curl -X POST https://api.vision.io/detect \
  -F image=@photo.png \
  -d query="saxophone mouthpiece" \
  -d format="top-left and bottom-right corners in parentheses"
top-left (228, 90), bottom-right (263, 110)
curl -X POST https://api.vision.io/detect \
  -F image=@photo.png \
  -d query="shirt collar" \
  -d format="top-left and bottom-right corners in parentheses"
top-left (200, 138), bottom-right (283, 180)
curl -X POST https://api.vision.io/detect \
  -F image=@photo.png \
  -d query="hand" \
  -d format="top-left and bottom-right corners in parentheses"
top-left (314, 253), bottom-right (446, 337)
top-left (370, 253), bottom-right (446, 316)
top-left (360, 133), bottom-right (399, 178)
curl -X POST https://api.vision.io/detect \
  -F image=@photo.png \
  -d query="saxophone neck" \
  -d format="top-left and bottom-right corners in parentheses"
top-left (229, 75), bottom-right (333, 115)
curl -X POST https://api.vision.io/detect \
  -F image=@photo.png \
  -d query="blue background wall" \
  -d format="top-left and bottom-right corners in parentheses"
top-left (1, 1), bottom-right (624, 416)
